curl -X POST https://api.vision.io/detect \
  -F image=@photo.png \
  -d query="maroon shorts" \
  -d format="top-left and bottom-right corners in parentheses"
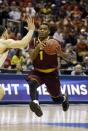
top-left (27, 70), bottom-right (61, 98)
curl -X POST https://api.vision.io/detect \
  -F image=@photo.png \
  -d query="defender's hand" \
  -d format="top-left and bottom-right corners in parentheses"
top-left (25, 17), bottom-right (35, 31)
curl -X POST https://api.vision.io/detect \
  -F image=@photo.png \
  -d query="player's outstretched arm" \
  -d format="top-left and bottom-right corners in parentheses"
top-left (4, 18), bottom-right (35, 49)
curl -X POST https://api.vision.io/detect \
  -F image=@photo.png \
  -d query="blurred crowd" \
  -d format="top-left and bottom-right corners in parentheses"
top-left (0, 0), bottom-right (88, 75)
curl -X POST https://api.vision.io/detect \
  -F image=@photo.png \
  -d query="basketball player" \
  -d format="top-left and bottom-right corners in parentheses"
top-left (27, 23), bottom-right (71, 117)
top-left (0, 17), bottom-right (35, 67)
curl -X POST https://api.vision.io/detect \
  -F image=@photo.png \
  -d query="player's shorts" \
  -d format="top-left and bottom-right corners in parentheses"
top-left (27, 70), bottom-right (61, 97)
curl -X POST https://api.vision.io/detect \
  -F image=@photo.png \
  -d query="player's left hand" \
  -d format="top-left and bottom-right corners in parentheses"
top-left (25, 17), bottom-right (35, 31)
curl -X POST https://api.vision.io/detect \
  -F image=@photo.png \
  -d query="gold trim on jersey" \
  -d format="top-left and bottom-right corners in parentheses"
top-left (35, 68), bottom-right (57, 73)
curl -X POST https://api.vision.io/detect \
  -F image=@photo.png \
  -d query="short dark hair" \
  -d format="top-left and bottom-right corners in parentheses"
top-left (0, 25), bottom-right (6, 36)
top-left (41, 22), bottom-right (49, 28)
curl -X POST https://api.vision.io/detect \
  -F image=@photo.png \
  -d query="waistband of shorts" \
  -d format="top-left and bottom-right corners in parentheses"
top-left (34, 68), bottom-right (57, 73)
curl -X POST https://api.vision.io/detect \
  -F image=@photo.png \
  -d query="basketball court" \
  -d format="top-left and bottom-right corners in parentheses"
top-left (0, 104), bottom-right (88, 131)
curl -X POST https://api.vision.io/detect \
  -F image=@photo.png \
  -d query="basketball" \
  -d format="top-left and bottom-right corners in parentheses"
top-left (44, 39), bottom-right (60, 55)
top-left (0, 87), bottom-right (5, 100)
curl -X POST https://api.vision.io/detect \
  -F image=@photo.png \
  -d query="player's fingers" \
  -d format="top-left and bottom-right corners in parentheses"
top-left (27, 17), bottom-right (31, 23)
top-left (32, 18), bottom-right (34, 24)
top-left (43, 42), bottom-right (47, 47)
top-left (26, 16), bottom-right (31, 23)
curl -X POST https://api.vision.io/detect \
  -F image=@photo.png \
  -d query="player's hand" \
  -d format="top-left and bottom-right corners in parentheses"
top-left (25, 17), bottom-right (35, 31)
top-left (36, 42), bottom-right (46, 51)
top-left (3, 29), bottom-right (9, 39)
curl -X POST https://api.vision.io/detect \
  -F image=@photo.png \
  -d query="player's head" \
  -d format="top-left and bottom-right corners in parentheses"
top-left (38, 23), bottom-right (50, 39)
top-left (0, 25), bottom-right (6, 37)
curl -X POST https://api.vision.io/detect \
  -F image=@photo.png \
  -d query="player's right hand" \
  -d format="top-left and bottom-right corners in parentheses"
top-left (26, 17), bottom-right (35, 31)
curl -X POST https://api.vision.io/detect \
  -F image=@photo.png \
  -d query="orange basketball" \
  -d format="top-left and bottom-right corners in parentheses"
top-left (44, 39), bottom-right (60, 55)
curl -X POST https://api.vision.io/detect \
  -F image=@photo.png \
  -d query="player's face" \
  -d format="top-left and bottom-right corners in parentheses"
top-left (38, 24), bottom-right (49, 39)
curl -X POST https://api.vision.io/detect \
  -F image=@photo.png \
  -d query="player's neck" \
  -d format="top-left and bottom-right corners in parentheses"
top-left (38, 36), bottom-right (49, 42)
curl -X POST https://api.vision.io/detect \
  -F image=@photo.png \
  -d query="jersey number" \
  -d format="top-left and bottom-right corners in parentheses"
top-left (39, 50), bottom-right (43, 60)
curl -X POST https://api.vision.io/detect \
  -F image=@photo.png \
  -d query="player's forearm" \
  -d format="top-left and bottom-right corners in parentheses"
top-left (20, 30), bottom-right (34, 48)
top-left (5, 30), bottom-right (34, 49)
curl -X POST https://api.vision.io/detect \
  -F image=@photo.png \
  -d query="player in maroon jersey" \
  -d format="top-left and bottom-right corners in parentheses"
top-left (27, 23), bottom-right (70, 117)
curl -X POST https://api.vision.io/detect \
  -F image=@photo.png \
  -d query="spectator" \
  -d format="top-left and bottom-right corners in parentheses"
top-left (82, 56), bottom-right (88, 70)
top-left (9, 7), bottom-right (21, 20)
top-left (71, 64), bottom-right (86, 76)
top-left (60, 43), bottom-right (77, 69)
top-left (71, 5), bottom-right (82, 19)
top-left (53, 20), bottom-right (64, 44)
top-left (11, 49), bottom-right (24, 69)
top-left (25, 2), bottom-right (36, 17)
top-left (16, 63), bottom-right (23, 74)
